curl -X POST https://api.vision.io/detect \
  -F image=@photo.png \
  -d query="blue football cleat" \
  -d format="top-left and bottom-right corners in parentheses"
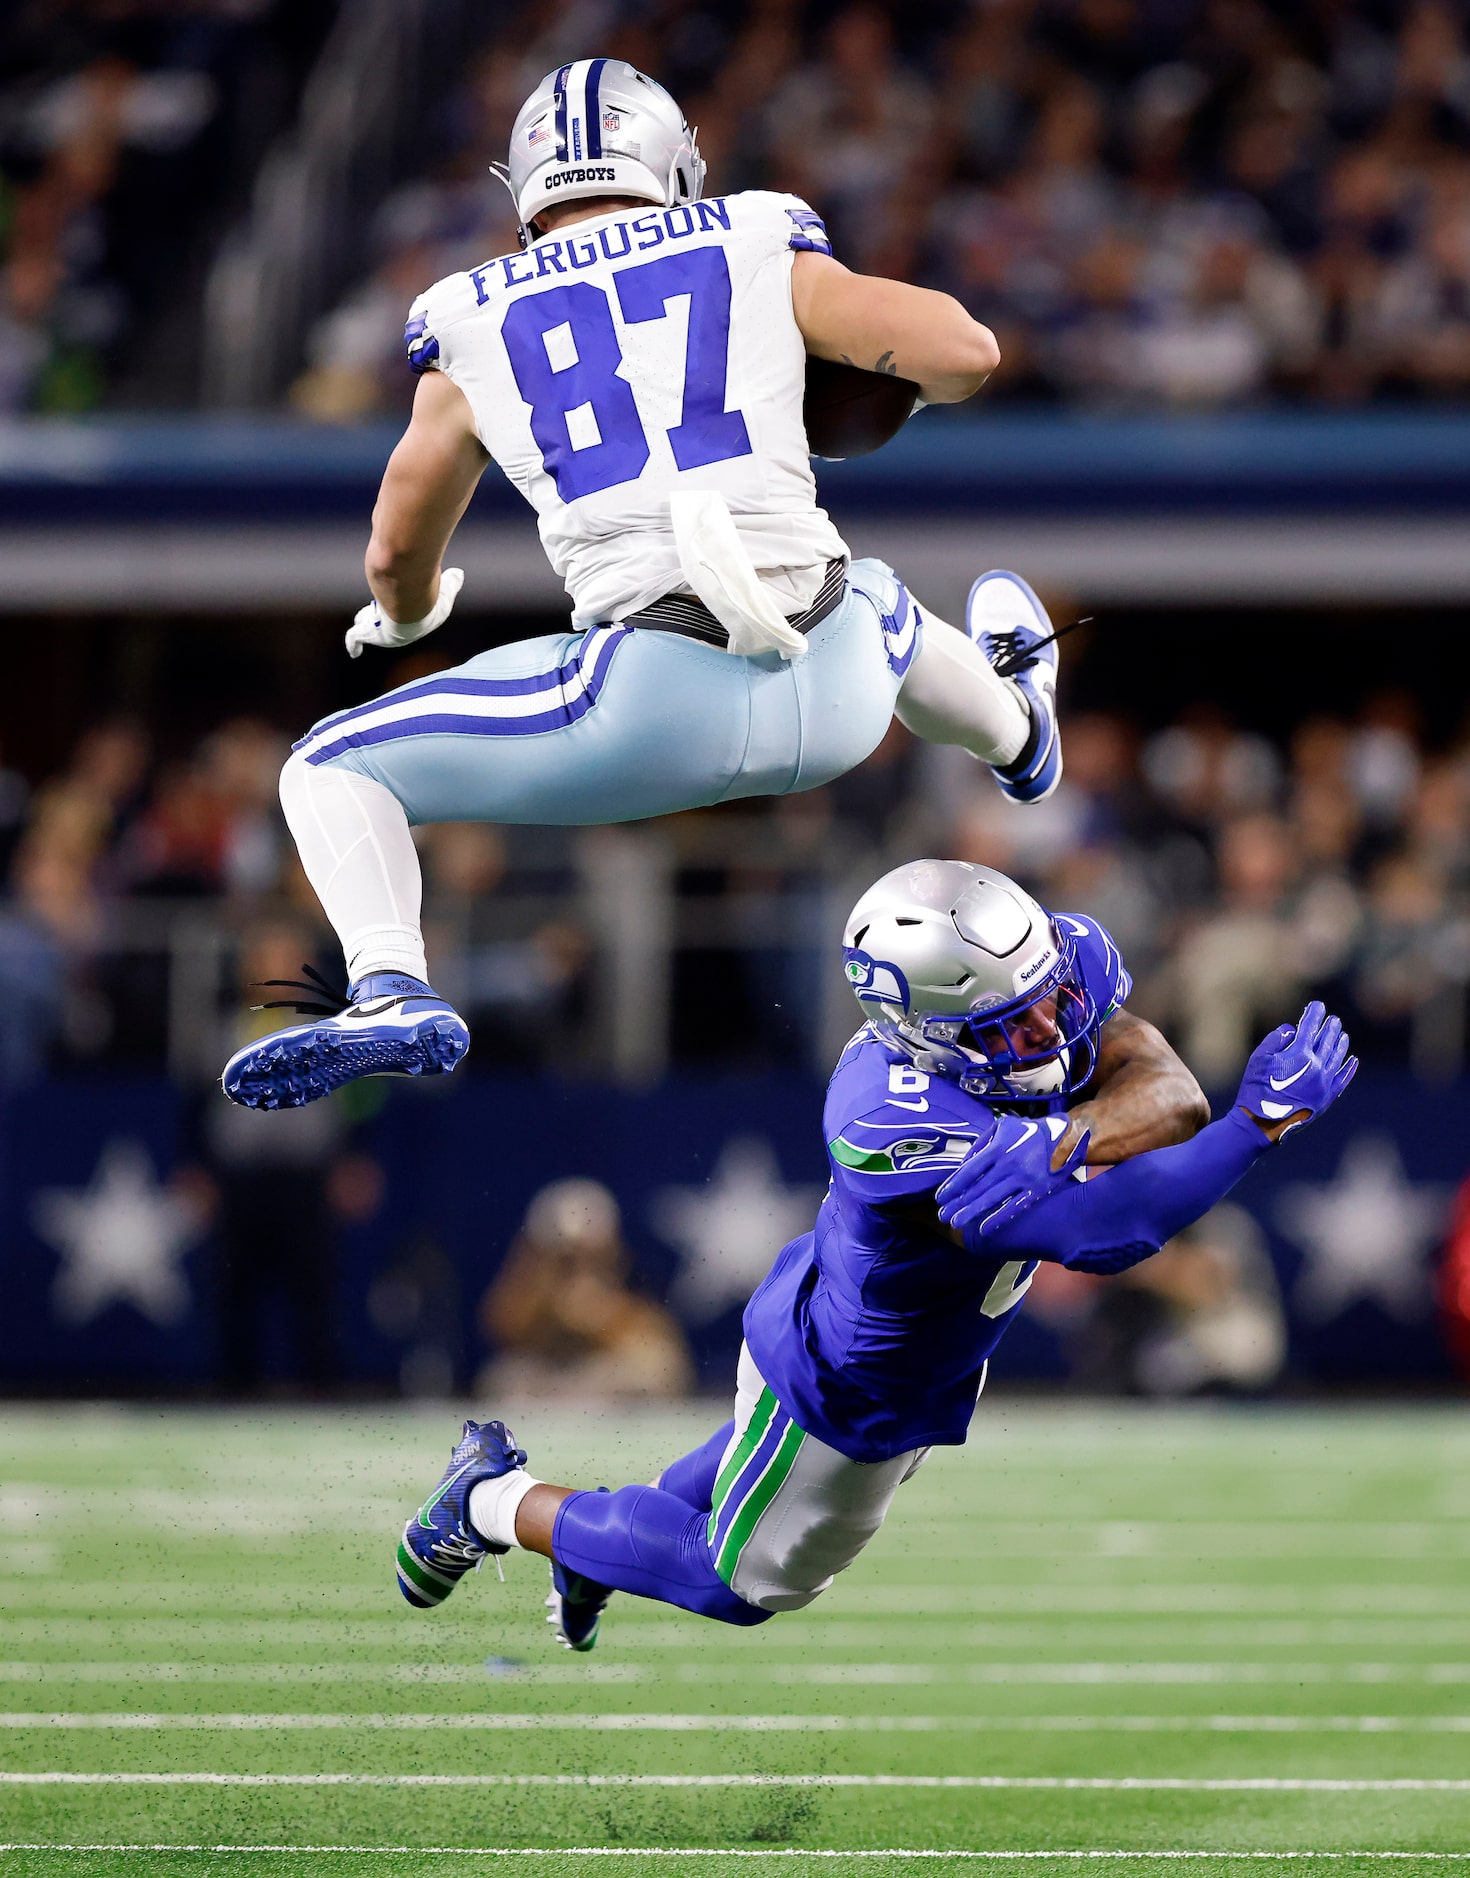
top-left (546, 1558), bottom-right (613, 1652)
top-left (967, 569), bottom-right (1064, 805)
top-left (221, 968), bottom-right (469, 1110)
top-left (396, 1418), bottom-right (527, 1610)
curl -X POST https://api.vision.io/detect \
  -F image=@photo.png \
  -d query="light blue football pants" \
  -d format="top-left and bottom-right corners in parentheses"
top-left (293, 558), bottom-right (920, 824)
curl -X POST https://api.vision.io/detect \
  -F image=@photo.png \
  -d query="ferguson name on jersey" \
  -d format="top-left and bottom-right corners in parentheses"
top-left (404, 189), bottom-right (846, 629)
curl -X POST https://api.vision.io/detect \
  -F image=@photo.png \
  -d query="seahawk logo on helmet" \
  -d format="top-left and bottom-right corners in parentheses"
top-left (492, 58), bottom-right (705, 242)
top-left (841, 859), bottom-right (1105, 1103)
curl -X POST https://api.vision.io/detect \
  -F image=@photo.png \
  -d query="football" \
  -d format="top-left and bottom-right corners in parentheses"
top-left (803, 354), bottom-right (921, 460)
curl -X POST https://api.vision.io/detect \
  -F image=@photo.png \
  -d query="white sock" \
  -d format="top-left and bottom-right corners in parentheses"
top-left (468, 1471), bottom-right (542, 1549)
top-left (896, 608), bottom-right (1030, 766)
top-left (278, 751), bottom-right (430, 987)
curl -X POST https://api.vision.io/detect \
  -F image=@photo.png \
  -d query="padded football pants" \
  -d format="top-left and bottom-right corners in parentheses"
top-left (551, 1343), bottom-right (928, 1625)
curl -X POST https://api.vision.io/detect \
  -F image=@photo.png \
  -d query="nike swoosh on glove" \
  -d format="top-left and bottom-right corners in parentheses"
top-left (1236, 1000), bottom-right (1358, 1138)
top-left (936, 1111), bottom-right (1091, 1238)
top-left (345, 567), bottom-right (464, 659)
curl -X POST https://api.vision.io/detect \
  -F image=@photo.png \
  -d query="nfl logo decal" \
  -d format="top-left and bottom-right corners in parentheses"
top-left (603, 111), bottom-right (621, 132)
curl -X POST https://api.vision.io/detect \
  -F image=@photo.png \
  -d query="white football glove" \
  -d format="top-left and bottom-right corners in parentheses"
top-left (345, 567), bottom-right (464, 659)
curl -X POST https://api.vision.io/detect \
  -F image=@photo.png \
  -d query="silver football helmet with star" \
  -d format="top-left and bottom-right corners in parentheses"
top-left (492, 58), bottom-right (704, 239)
top-left (842, 859), bottom-right (1106, 1102)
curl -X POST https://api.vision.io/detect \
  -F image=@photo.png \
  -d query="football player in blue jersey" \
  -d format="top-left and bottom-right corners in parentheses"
top-left (395, 859), bottom-right (1356, 1649)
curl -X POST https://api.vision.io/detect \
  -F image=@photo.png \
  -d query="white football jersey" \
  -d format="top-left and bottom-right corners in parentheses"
top-left (406, 190), bottom-right (849, 629)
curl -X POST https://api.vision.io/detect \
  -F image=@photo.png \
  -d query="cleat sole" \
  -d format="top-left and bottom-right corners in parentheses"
top-left (223, 1019), bottom-right (469, 1112)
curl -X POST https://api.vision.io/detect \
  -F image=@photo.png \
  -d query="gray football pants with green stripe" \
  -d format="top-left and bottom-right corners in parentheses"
top-left (705, 1344), bottom-right (929, 1612)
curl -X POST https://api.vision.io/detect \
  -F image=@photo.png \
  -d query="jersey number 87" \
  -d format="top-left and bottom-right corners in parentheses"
top-left (502, 247), bottom-right (754, 502)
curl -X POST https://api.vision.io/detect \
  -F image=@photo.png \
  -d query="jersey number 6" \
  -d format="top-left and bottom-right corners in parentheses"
top-left (502, 247), bottom-right (754, 504)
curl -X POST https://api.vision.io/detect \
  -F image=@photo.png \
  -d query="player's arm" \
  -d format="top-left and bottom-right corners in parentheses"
top-left (364, 371), bottom-right (489, 626)
top-left (790, 250), bottom-right (1000, 405)
top-left (1055, 1009), bottom-right (1210, 1169)
top-left (940, 1005), bottom-right (1357, 1271)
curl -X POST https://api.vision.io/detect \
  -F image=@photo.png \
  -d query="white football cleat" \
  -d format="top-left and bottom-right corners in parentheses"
top-left (966, 570), bottom-right (1064, 805)
top-left (221, 969), bottom-right (469, 1111)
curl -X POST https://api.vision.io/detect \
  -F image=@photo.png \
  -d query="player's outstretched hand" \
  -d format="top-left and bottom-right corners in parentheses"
top-left (345, 567), bottom-right (464, 658)
top-left (1236, 1000), bottom-right (1357, 1141)
top-left (936, 1112), bottom-right (1090, 1239)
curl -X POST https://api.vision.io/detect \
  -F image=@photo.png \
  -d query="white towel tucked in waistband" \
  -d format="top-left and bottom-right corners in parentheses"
top-left (668, 489), bottom-right (811, 661)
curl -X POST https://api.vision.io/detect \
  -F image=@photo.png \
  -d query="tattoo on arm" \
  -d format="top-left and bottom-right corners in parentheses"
top-left (874, 350), bottom-right (897, 375)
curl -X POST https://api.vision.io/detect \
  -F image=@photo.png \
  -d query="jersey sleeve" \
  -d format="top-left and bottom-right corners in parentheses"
top-left (736, 188), bottom-right (834, 258)
top-left (780, 195), bottom-right (834, 257)
top-left (1054, 911), bottom-right (1132, 1020)
top-left (827, 1072), bottom-right (992, 1203)
top-left (404, 298), bottom-right (440, 376)
top-left (402, 270), bottom-right (485, 378)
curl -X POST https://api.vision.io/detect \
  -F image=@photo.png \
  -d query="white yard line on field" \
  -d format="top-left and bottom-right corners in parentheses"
top-left (0, 1663), bottom-right (640, 1685)
top-left (6, 1621), bottom-right (1470, 1653)
top-left (4, 1662), bottom-right (1470, 1686)
top-left (9, 1589), bottom-right (1470, 1616)
top-left (5, 1712), bottom-right (1470, 1732)
top-left (5, 1773), bottom-right (1470, 1792)
top-left (4, 1846), bottom-right (1470, 1862)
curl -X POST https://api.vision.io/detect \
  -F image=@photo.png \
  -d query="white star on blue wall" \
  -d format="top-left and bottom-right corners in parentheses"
top-left (1276, 1133), bottom-right (1450, 1324)
top-left (652, 1136), bottom-right (824, 1324)
top-left (32, 1139), bottom-right (207, 1329)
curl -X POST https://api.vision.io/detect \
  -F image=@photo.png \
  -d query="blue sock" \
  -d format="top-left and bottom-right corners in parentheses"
top-left (656, 1421), bottom-right (734, 1513)
top-left (552, 1484), bottom-right (771, 1628)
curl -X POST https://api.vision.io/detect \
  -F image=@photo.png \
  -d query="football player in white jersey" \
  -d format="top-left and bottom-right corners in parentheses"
top-left (223, 59), bottom-right (1069, 1110)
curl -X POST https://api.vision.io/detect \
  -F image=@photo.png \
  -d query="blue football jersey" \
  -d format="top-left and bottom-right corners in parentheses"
top-left (742, 912), bottom-right (1130, 1463)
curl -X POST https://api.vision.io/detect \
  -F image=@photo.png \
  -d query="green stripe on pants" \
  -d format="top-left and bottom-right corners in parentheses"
top-left (705, 1385), bottom-right (778, 1548)
top-left (714, 1417), bottom-right (807, 1587)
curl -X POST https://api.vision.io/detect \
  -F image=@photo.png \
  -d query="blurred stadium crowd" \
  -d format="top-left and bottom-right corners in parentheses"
top-left (7, 2), bottom-right (1470, 413)
top-left (283, 0), bottom-right (1470, 418)
top-left (7, 678), bottom-right (1468, 1399)
top-left (2, 679), bottom-right (1468, 1089)
top-left (3, 2), bottom-right (1467, 1404)
top-left (0, 0), bottom-right (332, 411)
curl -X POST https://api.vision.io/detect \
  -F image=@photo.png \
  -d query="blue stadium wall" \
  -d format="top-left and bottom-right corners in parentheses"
top-left (0, 1072), bottom-right (1460, 1394)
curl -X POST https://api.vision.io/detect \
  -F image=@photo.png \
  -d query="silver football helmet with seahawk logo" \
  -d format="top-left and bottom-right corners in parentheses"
top-left (842, 858), bottom-right (1107, 1102)
top-left (492, 58), bottom-right (705, 241)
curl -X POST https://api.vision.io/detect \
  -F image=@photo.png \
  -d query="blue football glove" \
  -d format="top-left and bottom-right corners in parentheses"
top-left (1236, 1000), bottom-right (1357, 1139)
top-left (935, 1111), bottom-right (1091, 1238)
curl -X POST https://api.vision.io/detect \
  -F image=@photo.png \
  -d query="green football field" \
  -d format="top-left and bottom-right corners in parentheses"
top-left (1, 1402), bottom-right (1468, 1878)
